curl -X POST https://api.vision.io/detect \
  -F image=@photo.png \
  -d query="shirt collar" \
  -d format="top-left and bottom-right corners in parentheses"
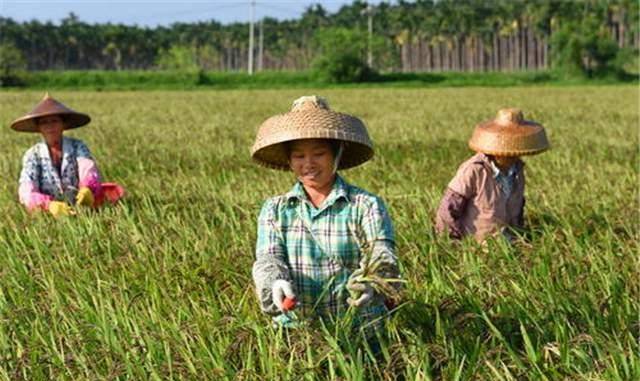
top-left (285, 174), bottom-right (351, 206)
top-left (489, 159), bottom-right (518, 179)
top-left (473, 153), bottom-right (522, 178)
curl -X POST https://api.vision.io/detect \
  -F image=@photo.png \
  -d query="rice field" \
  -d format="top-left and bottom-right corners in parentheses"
top-left (0, 86), bottom-right (637, 380)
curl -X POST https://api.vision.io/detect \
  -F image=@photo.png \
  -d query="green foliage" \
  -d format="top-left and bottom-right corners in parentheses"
top-left (15, 69), bottom-right (637, 90)
top-left (312, 28), bottom-right (376, 83)
top-left (155, 44), bottom-right (199, 71)
top-left (0, 42), bottom-right (26, 86)
top-left (551, 15), bottom-right (636, 78)
top-left (1, 1), bottom-right (637, 75)
top-left (0, 87), bottom-right (637, 379)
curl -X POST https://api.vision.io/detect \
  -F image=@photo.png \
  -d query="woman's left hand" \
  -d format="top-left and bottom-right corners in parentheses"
top-left (76, 187), bottom-right (94, 207)
top-left (346, 281), bottom-right (374, 308)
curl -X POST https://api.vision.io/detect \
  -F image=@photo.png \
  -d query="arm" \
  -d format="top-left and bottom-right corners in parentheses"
top-left (358, 197), bottom-right (398, 278)
top-left (252, 200), bottom-right (291, 315)
top-left (512, 169), bottom-right (526, 228)
top-left (18, 149), bottom-right (52, 211)
top-left (350, 196), bottom-right (401, 308)
top-left (436, 162), bottom-right (478, 239)
top-left (513, 197), bottom-right (525, 228)
top-left (75, 141), bottom-right (103, 200)
top-left (435, 188), bottom-right (469, 239)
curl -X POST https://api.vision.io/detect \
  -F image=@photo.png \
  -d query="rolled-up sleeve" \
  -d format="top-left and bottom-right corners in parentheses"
top-left (252, 199), bottom-right (291, 315)
top-left (359, 197), bottom-right (400, 282)
top-left (435, 188), bottom-right (468, 239)
top-left (75, 141), bottom-right (103, 196)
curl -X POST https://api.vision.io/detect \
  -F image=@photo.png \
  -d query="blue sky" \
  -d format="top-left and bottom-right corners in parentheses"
top-left (0, 0), bottom-right (385, 26)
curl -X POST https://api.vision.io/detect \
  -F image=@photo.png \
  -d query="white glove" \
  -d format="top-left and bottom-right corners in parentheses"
top-left (272, 279), bottom-right (296, 313)
top-left (346, 281), bottom-right (374, 308)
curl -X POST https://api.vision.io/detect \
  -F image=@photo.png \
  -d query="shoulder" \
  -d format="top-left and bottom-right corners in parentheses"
top-left (65, 136), bottom-right (89, 149)
top-left (22, 142), bottom-right (43, 161)
top-left (448, 153), bottom-right (491, 196)
top-left (345, 182), bottom-right (388, 212)
top-left (259, 194), bottom-right (290, 218)
top-left (455, 153), bottom-right (491, 177)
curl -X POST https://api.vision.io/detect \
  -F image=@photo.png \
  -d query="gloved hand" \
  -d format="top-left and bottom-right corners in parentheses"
top-left (75, 187), bottom-right (95, 207)
top-left (272, 279), bottom-right (296, 313)
top-left (346, 278), bottom-right (374, 308)
top-left (48, 201), bottom-right (75, 217)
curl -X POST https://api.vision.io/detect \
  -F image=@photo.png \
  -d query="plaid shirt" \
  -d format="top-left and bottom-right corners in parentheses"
top-left (252, 175), bottom-right (399, 328)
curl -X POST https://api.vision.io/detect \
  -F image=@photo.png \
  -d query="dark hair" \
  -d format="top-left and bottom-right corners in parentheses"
top-left (35, 114), bottom-right (66, 125)
top-left (285, 139), bottom-right (340, 158)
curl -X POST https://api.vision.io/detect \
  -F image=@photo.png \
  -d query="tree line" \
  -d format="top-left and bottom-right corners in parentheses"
top-left (0, 0), bottom-right (638, 78)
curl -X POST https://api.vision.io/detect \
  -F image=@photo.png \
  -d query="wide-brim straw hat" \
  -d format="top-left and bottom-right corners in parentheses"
top-left (251, 96), bottom-right (374, 170)
top-left (468, 108), bottom-right (549, 156)
top-left (10, 93), bottom-right (91, 133)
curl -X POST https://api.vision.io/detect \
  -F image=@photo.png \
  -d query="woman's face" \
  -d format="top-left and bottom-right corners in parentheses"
top-left (37, 115), bottom-right (64, 140)
top-left (289, 139), bottom-right (336, 190)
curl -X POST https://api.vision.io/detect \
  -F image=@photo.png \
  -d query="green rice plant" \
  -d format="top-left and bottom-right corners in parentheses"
top-left (0, 86), bottom-right (636, 380)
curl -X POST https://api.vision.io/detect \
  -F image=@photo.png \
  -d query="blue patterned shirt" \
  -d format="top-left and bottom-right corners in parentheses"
top-left (19, 136), bottom-right (95, 204)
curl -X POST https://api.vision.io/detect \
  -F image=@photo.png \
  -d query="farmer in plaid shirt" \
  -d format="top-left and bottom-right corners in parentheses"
top-left (250, 96), bottom-right (401, 333)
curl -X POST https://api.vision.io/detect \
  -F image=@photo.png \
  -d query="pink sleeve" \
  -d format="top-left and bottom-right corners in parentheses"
top-left (77, 157), bottom-right (103, 198)
top-left (19, 181), bottom-right (53, 211)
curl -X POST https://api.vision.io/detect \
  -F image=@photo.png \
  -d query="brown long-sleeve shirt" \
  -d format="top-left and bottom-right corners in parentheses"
top-left (435, 153), bottom-right (525, 241)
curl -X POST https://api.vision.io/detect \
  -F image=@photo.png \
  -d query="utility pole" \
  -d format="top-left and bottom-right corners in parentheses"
top-left (258, 19), bottom-right (264, 72)
top-left (248, 0), bottom-right (255, 75)
top-left (362, 3), bottom-right (375, 67)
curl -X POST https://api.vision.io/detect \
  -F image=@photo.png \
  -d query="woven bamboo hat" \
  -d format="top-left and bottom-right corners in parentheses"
top-left (10, 93), bottom-right (91, 133)
top-left (251, 96), bottom-right (374, 170)
top-left (468, 108), bottom-right (549, 156)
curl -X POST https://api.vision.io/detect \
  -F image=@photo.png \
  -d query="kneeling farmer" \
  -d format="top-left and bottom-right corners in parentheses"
top-left (436, 108), bottom-right (549, 242)
top-left (11, 93), bottom-right (124, 216)
top-left (251, 96), bottom-right (401, 334)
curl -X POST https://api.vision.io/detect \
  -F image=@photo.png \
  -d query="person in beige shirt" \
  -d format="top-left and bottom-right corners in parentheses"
top-left (435, 108), bottom-right (549, 242)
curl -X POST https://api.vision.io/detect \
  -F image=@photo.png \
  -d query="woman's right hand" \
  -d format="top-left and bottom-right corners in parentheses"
top-left (272, 280), bottom-right (296, 313)
top-left (48, 201), bottom-right (75, 217)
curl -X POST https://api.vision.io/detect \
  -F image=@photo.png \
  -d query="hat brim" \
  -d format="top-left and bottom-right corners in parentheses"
top-left (251, 108), bottom-right (374, 170)
top-left (468, 120), bottom-right (549, 156)
top-left (252, 137), bottom-right (374, 170)
top-left (11, 111), bottom-right (91, 133)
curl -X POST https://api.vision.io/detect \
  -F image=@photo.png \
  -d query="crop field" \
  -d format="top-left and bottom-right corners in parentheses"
top-left (0, 86), bottom-right (637, 380)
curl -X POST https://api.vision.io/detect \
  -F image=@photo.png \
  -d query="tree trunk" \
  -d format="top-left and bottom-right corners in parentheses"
top-left (491, 32), bottom-right (500, 71)
top-left (619, 8), bottom-right (626, 47)
top-left (401, 42), bottom-right (409, 72)
top-left (501, 35), bottom-right (507, 71)
top-left (426, 41), bottom-right (433, 71)
top-left (511, 33), bottom-right (517, 71)
top-left (543, 34), bottom-right (548, 69)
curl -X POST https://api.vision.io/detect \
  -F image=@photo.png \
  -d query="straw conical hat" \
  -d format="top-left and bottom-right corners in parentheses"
top-left (10, 93), bottom-right (91, 132)
top-left (251, 96), bottom-right (374, 170)
top-left (468, 108), bottom-right (549, 156)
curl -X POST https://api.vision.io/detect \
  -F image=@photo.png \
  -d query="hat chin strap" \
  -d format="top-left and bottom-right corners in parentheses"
top-left (333, 142), bottom-right (344, 174)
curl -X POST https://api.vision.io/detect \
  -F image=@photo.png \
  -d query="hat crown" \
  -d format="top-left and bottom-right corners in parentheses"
top-left (252, 95), bottom-right (373, 170)
top-left (496, 108), bottom-right (523, 126)
top-left (291, 95), bottom-right (330, 112)
top-left (469, 108), bottom-right (549, 156)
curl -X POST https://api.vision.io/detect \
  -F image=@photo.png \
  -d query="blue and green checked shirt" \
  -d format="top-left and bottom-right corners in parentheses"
top-left (252, 175), bottom-right (399, 326)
